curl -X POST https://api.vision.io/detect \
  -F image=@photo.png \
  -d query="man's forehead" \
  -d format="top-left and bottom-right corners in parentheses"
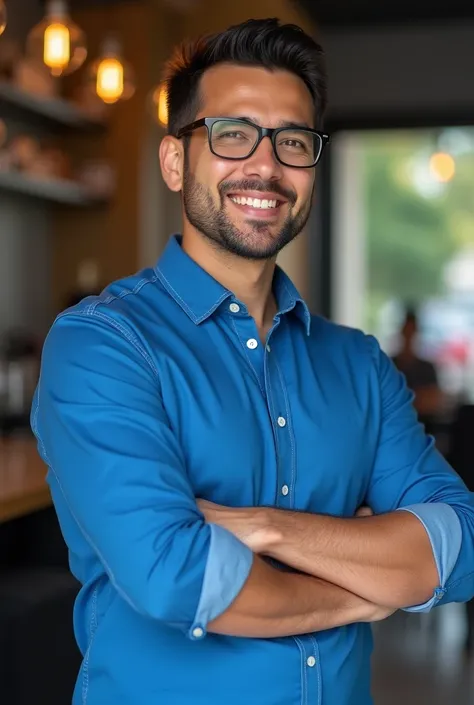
top-left (198, 64), bottom-right (314, 124)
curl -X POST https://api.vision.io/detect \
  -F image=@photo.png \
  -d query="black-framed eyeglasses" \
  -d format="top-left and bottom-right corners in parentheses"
top-left (176, 117), bottom-right (329, 168)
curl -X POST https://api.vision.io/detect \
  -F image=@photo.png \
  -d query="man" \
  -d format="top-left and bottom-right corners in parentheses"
top-left (32, 18), bottom-right (474, 705)
top-left (392, 306), bottom-right (442, 434)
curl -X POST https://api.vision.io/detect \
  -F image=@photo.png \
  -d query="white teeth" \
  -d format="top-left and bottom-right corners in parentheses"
top-left (230, 196), bottom-right (278, 209)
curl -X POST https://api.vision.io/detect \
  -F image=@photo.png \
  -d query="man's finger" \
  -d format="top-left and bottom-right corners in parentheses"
top-left (356, 506), bottom-right (374, 517)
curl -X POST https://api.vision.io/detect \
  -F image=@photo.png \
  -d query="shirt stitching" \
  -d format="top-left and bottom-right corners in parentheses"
top-left (86, 276), bottom-right (157, 314)
top-left (281, 281), bottom-right (297, 314)
top-left (293, 636), bottom-right (308, 705)
top-left (85, 310), bottom-right (160, 379)
top-left (229, 315), bottom-right (265, 396)
top-left (196, 291), bottom-right (230, 322)
top-left (82, 583), bottom-right (99, 704)
top-left (263, 356), bottom-right (282, 505)
top-left (155, 268), bottom-right (197, 321)
top-left (53, 307), bottom-right (160, 379)
top-left (280, 280), bottom-right (311, 334)
top-left (32, 314), bottom-right (161, 614)
top-left (156, 267), bottom-right (230, 324)
top-left (309, 634), bottom-right (322, 705)
top-left (35, 447), bottom-right (143, 615)
top-left (273, 343), bottom-right (297, 508)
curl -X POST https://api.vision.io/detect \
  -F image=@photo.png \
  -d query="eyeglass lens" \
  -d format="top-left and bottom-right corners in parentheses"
top-left (210, 120), bottom-right (321, 167)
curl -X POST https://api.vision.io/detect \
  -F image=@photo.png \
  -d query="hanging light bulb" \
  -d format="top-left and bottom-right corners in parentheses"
top-left (90, 35), bottom-right (135, 105)
top-left (0, 1), bottom-right (7, 37)
top-left (26, 0), bottom-right (87, 77)
top-left (149, 83), bottom-right (168, 128)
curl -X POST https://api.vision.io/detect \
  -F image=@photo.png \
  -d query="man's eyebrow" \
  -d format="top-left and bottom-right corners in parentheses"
top-left (277, 120), bottom-right (313, 129)
top-left (234, 116), bottom-right (313, 130)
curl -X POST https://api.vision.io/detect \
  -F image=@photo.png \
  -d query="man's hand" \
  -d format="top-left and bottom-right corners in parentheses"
top-left (355, 506), bottom-right (374, 518)
top-left (198, 499), bottom-right (343, 578)
top-left (197, 499), bottom-right (276, 553)
top-left (198, 500), bottom-right (375, 552)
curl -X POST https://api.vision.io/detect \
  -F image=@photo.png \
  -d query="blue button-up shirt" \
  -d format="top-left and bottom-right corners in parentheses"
top-left (32, 235), bottom-right (474, 705)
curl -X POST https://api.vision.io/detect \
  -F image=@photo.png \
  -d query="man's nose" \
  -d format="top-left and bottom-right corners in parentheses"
top-left (242, 136), bottom-right (283, 181)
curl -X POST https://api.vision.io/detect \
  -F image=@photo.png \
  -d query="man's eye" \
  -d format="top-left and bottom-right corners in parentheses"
top-left (218, 131), bottom-right (246, 140)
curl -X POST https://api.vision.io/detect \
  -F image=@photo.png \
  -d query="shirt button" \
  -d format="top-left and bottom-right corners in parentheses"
top-left (229, 303), bottom-right (240, 313)
top-left (281, 484), bottom-right (289, 496)
top-left (246, 338), bottom-right (258, 350)
top-left (192, 627), bottom-right (204, 639)
top-left (266, 344), bottom-right (271, 352)
top-left (277, 416), bottom-right (286, 427)
top-left (307, 656), bottom-right (316, 667)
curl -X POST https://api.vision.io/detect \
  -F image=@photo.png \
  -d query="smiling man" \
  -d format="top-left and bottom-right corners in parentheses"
top-left (32, 17), bottom-right (474, 705)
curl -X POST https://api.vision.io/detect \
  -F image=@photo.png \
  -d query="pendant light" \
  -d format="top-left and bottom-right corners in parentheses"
top-left (91, 35), bottom-right (135, 105)
top-left (26, 0), bottom-right (87, 77)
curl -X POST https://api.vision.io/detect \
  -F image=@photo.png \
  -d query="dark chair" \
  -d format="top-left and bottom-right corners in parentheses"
top-left (448, 404), bottom-right (474, 489)
top-left (0, 566), bottom-right (81, 705)
top-left (0, 508), bottom-right (81, 704)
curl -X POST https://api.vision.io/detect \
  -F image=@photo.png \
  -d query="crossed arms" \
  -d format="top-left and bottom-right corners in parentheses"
top-left (199, 502), bottom-right (440, 637)
top-left (33, 312), bottom-right (474, 640)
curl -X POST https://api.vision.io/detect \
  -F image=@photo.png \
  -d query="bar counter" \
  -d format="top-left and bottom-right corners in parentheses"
top-left (0, 436), bottom-right (51, 523)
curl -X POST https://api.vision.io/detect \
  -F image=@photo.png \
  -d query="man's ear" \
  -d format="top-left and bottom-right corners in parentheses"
top-left (159, 135), bottom-right (184, 192)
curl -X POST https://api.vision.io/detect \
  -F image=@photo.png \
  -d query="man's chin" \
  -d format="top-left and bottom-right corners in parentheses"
top-left (223, 233), bottom-right (287, 261)
top-left (229, 219), bottom-right (281, 241)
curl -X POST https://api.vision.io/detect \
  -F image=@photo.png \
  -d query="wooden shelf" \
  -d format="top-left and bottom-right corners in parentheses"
top-left (0, 81), bottom-right (106, 130)
top-left (0, 171), bottom-right (107, 206)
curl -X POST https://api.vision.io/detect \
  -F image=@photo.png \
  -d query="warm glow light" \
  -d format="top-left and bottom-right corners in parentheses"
top-left (26, 1), bottom-right (86, 76)
top-left (96, 58), bottom-right (124, 104)
top-left (0, 0), bottom-right (7, 36)
top-left (429, 152), bottom-right (456, 183)
top-left (44, 22), bottom-right (70, 70)
top-left (91, 35), bottom-right (134, 105)
top-left (153, 85), bottom-right (168, 127)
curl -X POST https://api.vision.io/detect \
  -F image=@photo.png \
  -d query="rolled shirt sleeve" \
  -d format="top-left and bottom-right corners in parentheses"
top-left (189, 524), bottom-right (253, 639)
top-left (397, 503), bottom-right (462, 612)
top-left (32, 310), bottom-right (253, 638)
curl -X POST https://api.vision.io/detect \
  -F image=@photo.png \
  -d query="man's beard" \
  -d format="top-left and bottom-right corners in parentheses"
top-left (182, 163), bottom-right (312, 261)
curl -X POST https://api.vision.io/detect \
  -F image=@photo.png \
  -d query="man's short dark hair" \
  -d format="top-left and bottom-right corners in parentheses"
top-left (162, 17), bottom-right (327, 137)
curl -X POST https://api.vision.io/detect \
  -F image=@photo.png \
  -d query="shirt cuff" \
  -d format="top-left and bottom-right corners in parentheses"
top-left (188, 523), bottom-right (254, 640)
top-left (397, 503), bottom-right (462, 613)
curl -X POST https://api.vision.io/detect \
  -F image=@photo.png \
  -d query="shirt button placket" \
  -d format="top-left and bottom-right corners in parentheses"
top-left (232, 309), bottom-right (265, 389)
top-left (300, 641), bottom-right (320, 705)
top-left (276, 415), bottom-right (291, 504)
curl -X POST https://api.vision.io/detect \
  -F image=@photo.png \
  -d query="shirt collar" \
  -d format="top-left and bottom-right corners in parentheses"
top-left (155, 235), bottom-right (311, 335)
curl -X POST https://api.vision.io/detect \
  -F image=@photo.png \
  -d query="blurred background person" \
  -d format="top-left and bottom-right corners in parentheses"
top-left (392, 306), bottom-right (443, 435)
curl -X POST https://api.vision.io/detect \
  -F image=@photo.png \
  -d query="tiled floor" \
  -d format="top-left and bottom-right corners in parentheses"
top-left (372, 603), bottom-right (474, 704)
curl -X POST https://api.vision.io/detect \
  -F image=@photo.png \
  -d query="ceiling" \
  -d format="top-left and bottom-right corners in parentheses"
top-left (65, 0), bottom-right (474, 27)
top-left (296, 0), bottom-right (474, 28)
